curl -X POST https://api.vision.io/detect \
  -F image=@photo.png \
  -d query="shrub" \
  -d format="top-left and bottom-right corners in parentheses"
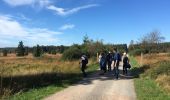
top-left (129, 49), bottom-right (143, 56)
top-left (62, 46), bottom-right (82, 60)
top-left (51, 50), bottom-right (57, 55)
top-left (149, 61), bottom-right (170, 79)
top-left (33, 45), bottom-right (43, 57)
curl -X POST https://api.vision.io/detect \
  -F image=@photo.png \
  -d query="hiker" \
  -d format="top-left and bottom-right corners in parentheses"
top-left (80, 55), bottom-right (88, 77)
top-left (99, 52), bottom-right (106, 75)
top-left (123, 52), bottom-right (129, 75)
top-left (113, 48), bottom-right (121, 79)
top-left (106, 51), bottom-right (112, 71)
top-left (98, 53), bottom-right (102, 70)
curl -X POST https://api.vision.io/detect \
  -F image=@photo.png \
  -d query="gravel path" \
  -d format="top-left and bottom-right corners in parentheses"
top-left (44, 65), bottom-right (136, 100)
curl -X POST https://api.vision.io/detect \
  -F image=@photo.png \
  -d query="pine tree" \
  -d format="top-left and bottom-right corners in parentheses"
top-left (16, 41), bottom-right (25, 56)
top-left (33, 45), bottom-right (42, 57)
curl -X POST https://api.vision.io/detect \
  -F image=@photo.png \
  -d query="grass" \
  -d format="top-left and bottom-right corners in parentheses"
top-left (134, 78), bottom-right (170, 100)
top-left (0, 54), bottom-right (99, 100)
top-left (8, 63), bottom-right (98, 100)
top-left (130, 54), bottom-right (170, 100)
top-left (9, 85), bottom-right (64, 100)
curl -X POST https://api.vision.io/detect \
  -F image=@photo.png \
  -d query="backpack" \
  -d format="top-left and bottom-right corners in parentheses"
top-left (123, 56), bottom-right (128, 63)
top-left (85, 57), bottom-right (88, 64)
top-left (117, 53), bottom-right (121, 61)
top-left (126, 63), bottom-right (131, 69)
top-left (100, 56), bottom-right (106, 67)
top-left (114, 53), bottom-right (121, 61)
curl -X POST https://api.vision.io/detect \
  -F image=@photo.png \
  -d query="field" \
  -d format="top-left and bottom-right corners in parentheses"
top-left (0, 53), bottom-right (98, 99)
top-left (130, 53), bottom-right (170, 100)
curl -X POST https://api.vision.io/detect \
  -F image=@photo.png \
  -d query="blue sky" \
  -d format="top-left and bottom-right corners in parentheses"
top-left (0, 0), bottom-right (170, 47)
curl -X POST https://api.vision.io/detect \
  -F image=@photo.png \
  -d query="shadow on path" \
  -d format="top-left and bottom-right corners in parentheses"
top-left (0, 65), bottom-right (135, 96)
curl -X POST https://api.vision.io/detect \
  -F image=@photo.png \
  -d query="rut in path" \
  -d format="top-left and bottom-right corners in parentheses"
top-left (44, 65), bottom-right (137, 100)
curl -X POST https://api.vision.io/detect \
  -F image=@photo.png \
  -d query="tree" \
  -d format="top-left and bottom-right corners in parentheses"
top-left (83, 34), bottom-right (93, 45)
top-left (139, 30), bottom-right (165, 53)
top-left (59, 45), bottom-right (65, 53)
top-left (33, 45), bottom-right (42, 57)
top-left (16, 41), bottom-right (25, 56)
top-left (3, 49), bottom-right (7, 56)
top-left (129, 40), bottom-right (134, 51)
top-left (148, 31), bottom-right (165, 44)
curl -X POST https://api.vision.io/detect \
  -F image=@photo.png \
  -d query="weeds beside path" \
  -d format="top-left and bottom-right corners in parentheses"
top-left (130, 55), bottom-right (170, 100)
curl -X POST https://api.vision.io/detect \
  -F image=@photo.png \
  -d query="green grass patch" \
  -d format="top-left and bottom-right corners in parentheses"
top-left (87, 63), bottom-right (99, 73)
top-left (8, 85), bottom-right (64, 100)
top-left (134, 78), bottom-right (170, 100)
top-left (129, 56), bottom-right (170, 100)
top-left (129, 56), bottom-right (140, 68)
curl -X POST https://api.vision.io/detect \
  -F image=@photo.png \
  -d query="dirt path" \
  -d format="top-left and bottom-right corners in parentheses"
top-left (44, 65), bottom-right (136, 100)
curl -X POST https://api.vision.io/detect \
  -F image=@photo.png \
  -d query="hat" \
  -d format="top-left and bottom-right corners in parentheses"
top-left (81, 56), bottom-right (85, 60)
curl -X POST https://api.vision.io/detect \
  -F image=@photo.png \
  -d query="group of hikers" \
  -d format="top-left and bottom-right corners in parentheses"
top-left (80, 48), bottom-right (131, 79)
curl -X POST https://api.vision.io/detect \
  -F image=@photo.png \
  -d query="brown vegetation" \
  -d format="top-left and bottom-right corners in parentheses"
top-left (0, 53), bottom-right (90, 97)
top-left (135, 53), bottom-right (170, 94)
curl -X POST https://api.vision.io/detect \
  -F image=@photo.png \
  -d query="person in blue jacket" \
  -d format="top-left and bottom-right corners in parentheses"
top-left (113, 48), bottom-right (121, 79)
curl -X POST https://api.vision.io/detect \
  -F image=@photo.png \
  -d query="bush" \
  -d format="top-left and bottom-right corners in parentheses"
top-left (33, 45), bottom-right (43, 57)
top-left (129, 49), bottom-right (143, 56)
top-left (149, 61), bottom-right (170, 79)
top-left (62, 46), bottom-right (82, 60)
top-left (51, 50), bottom-right (57, 55)
top-left (150, 49), bottom-right (159, 53)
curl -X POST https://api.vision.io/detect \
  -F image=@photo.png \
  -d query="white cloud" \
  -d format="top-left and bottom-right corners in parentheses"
top-left (0, 14), bottom-right (62, 47)
top-left (47, 4), bottom-right (99, 16)
top-left (0, 15), bottom-right (28, 37)
top-left (59, 24), bottom-right (75, 30)
top-left (3, 0), bottom-right (99, 16)
top-left (3, 0), bottom-right (51, 7)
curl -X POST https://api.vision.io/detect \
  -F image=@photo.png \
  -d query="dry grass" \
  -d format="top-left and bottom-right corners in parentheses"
top-left (135, 53), bottom-right (170, 94)
top-left (0, 53), bottom-right (79, 76)
top-left (135, 53), bottom-right (170, 66)
top-left (156, 74), bottom-right (170, 94)
top-left (0, 53), bottom-right (89, 97)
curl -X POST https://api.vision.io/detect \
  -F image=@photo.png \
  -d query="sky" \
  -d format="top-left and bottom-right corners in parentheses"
top-left (0, 0), bottom-right (170, 47)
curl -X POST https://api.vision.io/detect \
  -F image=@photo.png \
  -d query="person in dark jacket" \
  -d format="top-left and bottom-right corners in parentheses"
top-left (123, 53), bottom-right (129, 75)
top-left (80, 55), bottom-right (88, 77)
top-left (106, 51), bottom-right (112, 71)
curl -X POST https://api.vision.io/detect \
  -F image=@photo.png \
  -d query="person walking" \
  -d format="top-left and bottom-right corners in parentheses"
top-left (99, 52), bottom-right (106, 75)
top-left (113, 48), bottom-right (121, 79)
top-left (106, 51), bottom-right (112, 71)
top-left (80, 55), bottom-right (88, 77)
top-left (123, 53), bottom-right (129, 75)
top-left (98, 53), bottom-right (102, 70)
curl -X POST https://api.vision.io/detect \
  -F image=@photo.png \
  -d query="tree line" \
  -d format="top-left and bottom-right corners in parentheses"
top-left (0, 41), bottom-right (69, 57)
top-left (3, 31), bottom-right (169, 59)
top-left (0, 35), bottom-right (128, 60)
